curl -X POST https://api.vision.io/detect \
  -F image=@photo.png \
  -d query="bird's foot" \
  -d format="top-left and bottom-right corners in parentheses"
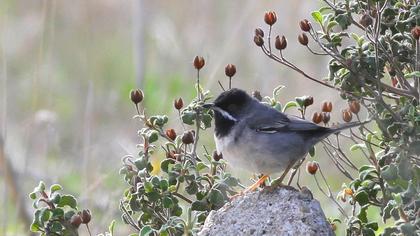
top-left (229, 175), bottom-right (269, 201)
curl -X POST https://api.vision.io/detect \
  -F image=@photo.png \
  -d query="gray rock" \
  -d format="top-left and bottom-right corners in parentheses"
top-left (198, 187), bottom-right (335, 236)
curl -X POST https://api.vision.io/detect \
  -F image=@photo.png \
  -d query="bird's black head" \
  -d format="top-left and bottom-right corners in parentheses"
top-left (211, 88), bottom-right (253, 137)
top-left (213, 88), bottom-right (253, 117)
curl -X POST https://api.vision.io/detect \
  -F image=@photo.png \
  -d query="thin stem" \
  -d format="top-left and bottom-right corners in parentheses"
top-left (86, 224), bottom-right (92, 236)
top-left (173, 192), bottom-right (193, 204)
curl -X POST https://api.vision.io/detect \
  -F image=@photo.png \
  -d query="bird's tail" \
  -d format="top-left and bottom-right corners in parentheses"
top-left (330, 120), bottom-right (372, 134)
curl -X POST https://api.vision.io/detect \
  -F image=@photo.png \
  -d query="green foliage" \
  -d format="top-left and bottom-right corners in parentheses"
top-left (307, 1), bottom-right (420, 235)
top-left (29, 182), bottom-right (92, 236)
top-left (119, 78), bottom-right (239, 235)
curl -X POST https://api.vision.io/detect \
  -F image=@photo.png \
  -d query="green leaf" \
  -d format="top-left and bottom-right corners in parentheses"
top-left (51, 208), bottom-right (64, 218)
top-left (162, 196), bottom-right (174, 208)
top-left (49, 184), bottom-right (62, 193)
top-left (39, 208), bottom-right (52, 224)
top-left (108, 220), bottom-right (116, 236)
top-left (357, 205), bottom-right (368, 223)
top-left (57, 195), bottom-right (77, 209)
top-left (50, 222), bottom-right (63, 233)
top-left (160, 159), bottom-right (174, 173)
top-left (148, 130), bottom-right (159, 143)
top-left (365, 222), bottom-right (378, 231)
top-left (282, 101), bottom-right (298, 112)
top-left (185, 181), bottom-right (198, 195)
top-left (404, 71), bottom-right (420, 79)
top-left (354, 191), bottom-right (369, 206)
top-left (191, 200), bottom-right (209, 211)
top-left (196, 162), bottom-right (208, 172)
top-left (30, 221), bottom-right (41, 232)
top-left (208, 189), bottom-right (225, 206)
top-left (160, 180), bottom-right (169, 192)
top-left (350, 143), bottom-right (366, 151)
top-left (29, 192), bottom-right (37, 200)
top-left (381, 164), bottom-right (398, 182)
top-left (144, 182), bottom-right (154, 193)
top-left (309, 146), bottom-right (315, 157)
top-left (311, 11), bottom-right (323, 24)
top-left (327, 20), bottom-right (338, 32)
top-left (139, 225), bottom-right (154, 236)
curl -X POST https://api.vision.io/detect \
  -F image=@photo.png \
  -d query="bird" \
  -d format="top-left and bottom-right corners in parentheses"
top-left (203, 88), bottom-right (368, 192)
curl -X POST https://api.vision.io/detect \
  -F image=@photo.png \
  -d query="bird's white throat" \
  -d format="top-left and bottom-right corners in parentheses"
top-left (213, 107), bottom-right (237, 122)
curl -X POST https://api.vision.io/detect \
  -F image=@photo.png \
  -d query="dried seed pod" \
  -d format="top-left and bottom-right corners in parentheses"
top-left (298, 33), bottom-right (309, 46)
top-left (174, 98), bottom-right (183, 110)
top-left (254, 35), bottom-right (264, 46)
top-left (165, 128), bottom-right (177, 141)
top-left (321, 101), bottom-right (333, 112)
top-left (411, 26), bottom-right (420, 40)
top-left (359, 14), bottom-right (373, 27)
top-left (264, 11), bottom-right (277, 26)
top-left (225, 64), bottom-right (236, 78)
top-left (130, 89), bottom-right (144, 105)
top-left (70, 214), bottom-right (82, 228)
top-left (349, 101), bottom-right (360, 114)
top-left (275, 35), bottom-right (287, 50)
top-left (181, 130), bottom-right (194, 144)
top-left (252, 90), bottom-right (263, 101)
top-left (299, 19), bottom-right (311, 32)
top-left (255, 28), bottom-right (264, 38)
top-left (303, 96), bottom-right (314, 107)
top-left (312, 112), bottom-right (322, 124)
top-left (306, 161), bottom-right (318, 175)
top-left (342, 109), bottom-right (353, 123)
top-left (80, 209), bottom-right (91, 224)
top-left (193, 56), bottom-right (205, 70)
top-left (322, 112), bottom-right (330, 124)
top-left (212, 150), bottom-right (223, 161)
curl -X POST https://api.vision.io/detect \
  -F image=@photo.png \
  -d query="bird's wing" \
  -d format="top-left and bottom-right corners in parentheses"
top-left (247, 109), bottom-right (325, 133)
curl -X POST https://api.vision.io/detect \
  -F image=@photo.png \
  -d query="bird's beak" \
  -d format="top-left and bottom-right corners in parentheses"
top-left (202, 103), bottom-right (214, 109)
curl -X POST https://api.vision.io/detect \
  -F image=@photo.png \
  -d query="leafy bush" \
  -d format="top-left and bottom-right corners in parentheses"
top-left (29, 0), bottom-right (419, 235)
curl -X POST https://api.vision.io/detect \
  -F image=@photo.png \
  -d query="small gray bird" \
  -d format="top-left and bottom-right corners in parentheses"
top-left (205, 88), bottom-right (367, 191)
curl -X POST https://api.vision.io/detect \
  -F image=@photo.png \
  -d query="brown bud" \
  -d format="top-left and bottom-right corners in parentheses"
top-left (181, 130), bottom-right (194, 145)
top-left (254, 35), bottom-right (264, 47)
top-left (255, 28), bottom-right (264, 38)
top-left (130, 89), bottom-right (144, 105)
top-left (306, 161), bottom-right (318, 175)
top-left (193, 56), bottom-right (205, 70)
top-left (303, 96), bottom-right (314, 107)
top-left (225, 64), bottom-right (236, 78)
top-left (312, 112), bottom-right (322, 124)
top-left (321, 101), bottom-right (333, 112)
top-left (349, 101), bottom-right (360, 114)
top-left (174, 98), bottom-right (183, 110)
top-left (275, 35), bottom-right (287, 50)
top-left (165, 128), bottom-right (177, 141)
top-left (391, 77), bottom-right (398, 87)
top-left (80, 209), bottom-right (91, 224)
top-left (252, 90), bottom-right (263, 101)
top-left (166, 150), bottom-right (176, 160)
top-left (212, 151), bottom-right (223, 161)
top-left (322, 112), bottom-right (330, 124)
top-left (342, 109), bottom-right (353, 123)
top-left (299, 19), bottom-right (311, 32)
top-left (411, 26), bottom-right (420, 40)
top-left (264, 11), bottom-right (277, 26)
top-left (70, 214), bottom-right (82, 228)
top-left (298, 33), bottom-right (309, 46)
top-left (331, 223), bottom-right (337, 231)
top-left (359, 14), bottom-right (373, 28)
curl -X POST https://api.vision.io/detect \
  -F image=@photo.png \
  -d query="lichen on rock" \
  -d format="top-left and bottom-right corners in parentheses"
top-left (198, 187), bottom-right (334, 236)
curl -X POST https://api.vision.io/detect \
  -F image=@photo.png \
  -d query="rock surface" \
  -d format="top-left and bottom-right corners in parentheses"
top-left (198, 187), bottom-right (334, 236)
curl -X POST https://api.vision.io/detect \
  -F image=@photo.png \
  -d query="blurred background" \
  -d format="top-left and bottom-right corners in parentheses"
top-left (0, 0), bottom-right (372, 235)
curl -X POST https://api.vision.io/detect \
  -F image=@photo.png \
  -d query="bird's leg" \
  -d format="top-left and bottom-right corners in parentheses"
top-left (229, 174), bottom-right (269, 200)
top-left (270, 162), bottom-right (295, 189)
top-left (287, 158), bottom-right (305, 187)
